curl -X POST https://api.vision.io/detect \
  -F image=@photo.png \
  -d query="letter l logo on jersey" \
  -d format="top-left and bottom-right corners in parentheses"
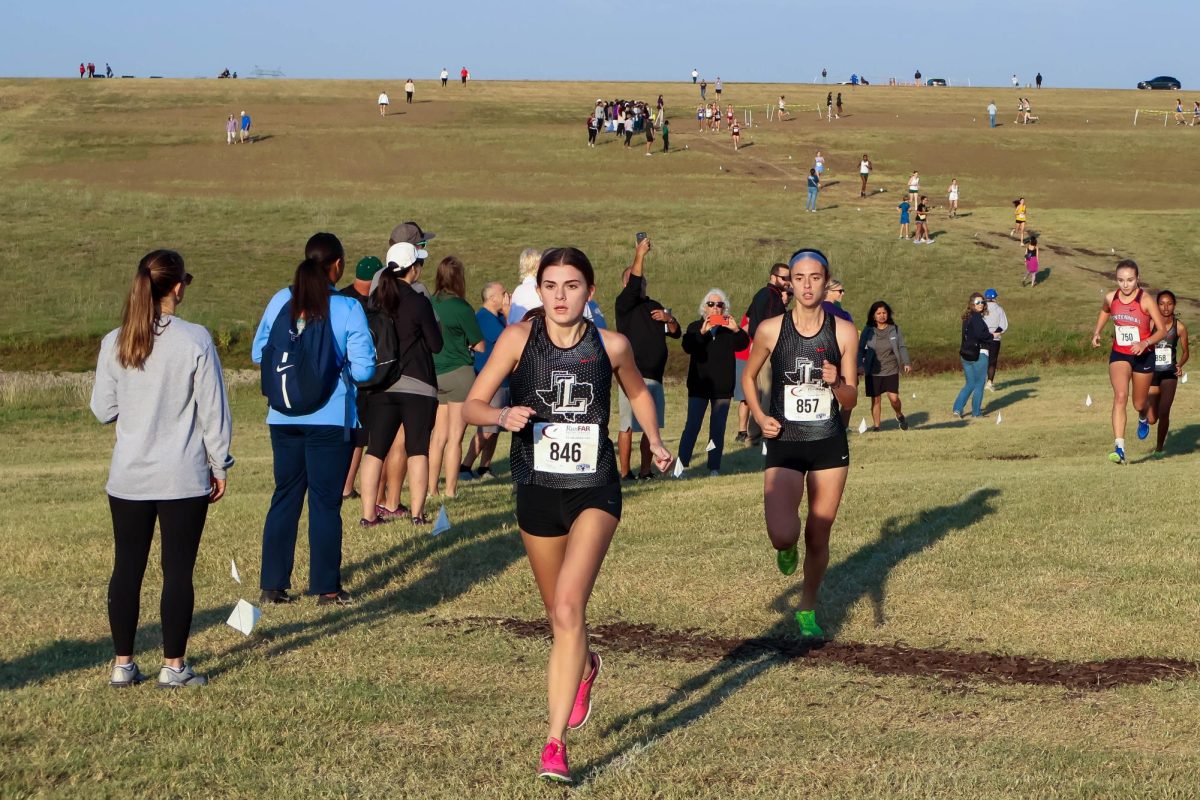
top-left (537, 370), bottom-right (594, 420)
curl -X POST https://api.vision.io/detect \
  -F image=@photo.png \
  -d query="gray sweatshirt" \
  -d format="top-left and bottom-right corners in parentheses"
top-left (91, 316), bottom-right (235, 500)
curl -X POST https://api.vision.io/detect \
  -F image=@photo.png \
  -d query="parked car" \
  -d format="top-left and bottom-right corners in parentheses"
top-left (926, 78), bottom-right (948, 87)
top-left (1137, 76), bottom-right (1181, 90)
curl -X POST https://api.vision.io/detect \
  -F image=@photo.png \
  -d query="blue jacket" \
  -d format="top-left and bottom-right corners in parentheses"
top-left (252, 286), bottom-right (375, 426)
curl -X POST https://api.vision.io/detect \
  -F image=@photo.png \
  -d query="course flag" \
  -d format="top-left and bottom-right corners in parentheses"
top-left (857, 418), bottom-right (868, 434)
top-left (1085, 394), bottom-right (1093, 407)
top-left (231, 559), bottom-right (241, 584)
top-left (431, 505), bottom-right (451, 536)
top-left (705, 439), bottom-right (717, 452)
top-left (226, 599), bottom-right (261, 636)
top-left (996, 412), bottom-right (1003, 425)
top-left (673, 458), bottom-right (685, 478)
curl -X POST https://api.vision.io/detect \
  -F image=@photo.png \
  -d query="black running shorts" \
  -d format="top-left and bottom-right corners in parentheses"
top-left (1109, 349), bottom-right (1155, 374)
top-left (765, 433), bottom-right (850, 473)
top-left (516, 482), bottom-right (622, 537)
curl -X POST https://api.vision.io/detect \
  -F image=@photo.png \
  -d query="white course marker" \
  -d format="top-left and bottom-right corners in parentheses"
top-left (996, 412), bottom-right (1003, 425)
top-left (1085, 394), bottom-right (1093, 407)
top-left (431, 505), bottom-right (451, 536)
top-left (231, 559), bottom-right (241, 584)
top-left (1183, 373), bottom-right (1189, 384)
top-left (705, 439), bottom-right (717, 452)
top-left (226, 599), bottom-right (261, 636)
top-left (673, 458), bottom-right (685, 478)
top-left (761, 442), bottom-right (768, 456)
top-left (857, 418), bottom-right (868, 434)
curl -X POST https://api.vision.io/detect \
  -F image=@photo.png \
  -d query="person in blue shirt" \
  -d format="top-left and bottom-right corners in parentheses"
top-left (806, 168), bottom-right (820, 212)
top-left (897, 199), bottom-right (911, 239)
top-left (239, 110), bottom-right (251, 143)
top-left (252, 232), bottom-right (375, 606)
top-left (460, 281), bottom-right (509, 480)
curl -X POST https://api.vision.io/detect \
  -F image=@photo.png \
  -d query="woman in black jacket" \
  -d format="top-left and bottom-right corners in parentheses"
top-left (953, 292), bottom-right (993, 418)
top-left (358, 243), bottom-right (444, 527)
top-left (677, 289), bottom-right (750, 475)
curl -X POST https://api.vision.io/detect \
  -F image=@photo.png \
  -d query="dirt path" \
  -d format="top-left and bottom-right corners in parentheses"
top-left (444, 616), bottom-right (1198, 691)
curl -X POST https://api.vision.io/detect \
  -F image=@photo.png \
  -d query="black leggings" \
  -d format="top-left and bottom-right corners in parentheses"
top-left (588, 128), bottom-right (597, 144)
top-left (108, 495), bottom-right (208, 659)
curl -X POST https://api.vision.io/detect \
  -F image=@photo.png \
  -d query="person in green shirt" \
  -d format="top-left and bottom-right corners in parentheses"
top-left (429, 256), bottom-right (484, 497)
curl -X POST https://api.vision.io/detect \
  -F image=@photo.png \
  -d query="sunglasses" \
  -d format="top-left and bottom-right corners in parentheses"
top-left (705, 301), bottom-right (726, 308)
top-left (830, 288), bottom-right (845, 294)
top-left (772, 273), bottom-right (790, 281)
top-left (972, 300), bottom-right (985, 306)
top-left (183, 273), bottom-right (194, 285)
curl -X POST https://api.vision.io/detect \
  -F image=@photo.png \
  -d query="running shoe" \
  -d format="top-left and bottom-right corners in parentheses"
top-left (410, 513), bottom-right (431, 527)
top-left (1109, 447), bottom-right (1127, 465)
top-left (1152, 449), bottom-right (1165, 459)
top-left (735, 431), bottom-right (748, 443)
top-left (951, 410), bottom-right (963, 419)
top-left (109, 662), bottom-right (147, 688)
top-left (1137, 418), bottom-right (1150, 440)
top-left (376, 503), bottom-right (409, 520)
top-left (795, 610), bottom-right (826, 640)
top-left (709, 469), bottom-right (721, 477)
top-left (985, 380), bottom-right (995, 393)
top-left (568, 653), bottom-right (602, 730)
top-left (898, 415), bottom-right (909, 431)
top-left (636, 473), bottom-right (655, 482)
top-left (622, 472), bottom-right (637, 482)
top-left (457, 467), bottom-right (476, 482)
top-left (776, 544), bottom-right (798, 576)
top-left (359, 516), bottom-right (390, 528)
top-left (476, 467), bottom-right (496, 481)
top-left (156, 663), bottom-right (207, 689)
top-left (538, 738), bottom-right (572, 783)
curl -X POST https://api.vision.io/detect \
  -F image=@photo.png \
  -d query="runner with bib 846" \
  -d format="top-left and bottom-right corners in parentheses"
top-left (463, 245), bottom-right (672, 785)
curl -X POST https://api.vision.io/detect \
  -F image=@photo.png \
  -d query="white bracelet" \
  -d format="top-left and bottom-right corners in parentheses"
top-left (497, 406), bottom-right (511, 427)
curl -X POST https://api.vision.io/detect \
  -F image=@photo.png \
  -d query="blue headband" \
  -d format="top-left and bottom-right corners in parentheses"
top-left (788, 248), bottom-right (829, 268)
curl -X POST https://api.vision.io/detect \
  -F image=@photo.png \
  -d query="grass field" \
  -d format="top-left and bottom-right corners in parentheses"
top-left (1, 78), bottom-right (1198, 370)
top-left (2, 78), bottom-right (1200, 797)
top-left (2, 367), bottom-right (1199, 797)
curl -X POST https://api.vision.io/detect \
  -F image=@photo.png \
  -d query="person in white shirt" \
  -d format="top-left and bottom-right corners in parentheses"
top-left (987, 101), bottom-right (997, 128)
top-left (947, 179), bottom-right (959, 218)
top-left (405, 79), bottom-right (415, 104)
top-left (981, 288), bottom-right (1009, 391)
top-left (1011, 74), bottom-right (1019, 88)
top-left (440, 67), bottom-right (449, 87)
top-left (508, 248), bottom-right (543, 324)
top-left (691, 68), bottom-right (699, 84)
top-left (378, 91), bottom-right (389, 116)
top-left (859, 154), bottom-right (872, 197)
top-left (907, 171), bottom-right (920, 205)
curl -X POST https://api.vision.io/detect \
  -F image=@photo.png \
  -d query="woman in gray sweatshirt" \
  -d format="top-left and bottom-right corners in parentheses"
top-left (91, 250), bottom-right (234, 689)
top-left (858, 301), bottom-right (913, 431)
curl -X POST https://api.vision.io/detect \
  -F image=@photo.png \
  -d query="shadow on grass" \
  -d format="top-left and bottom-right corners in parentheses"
top-left (996, 376), bottom-right (1040, 389)
top-left (583, 488), bottom-right (1000, 782)
top-left (1161, 422), bottom-right (1200, 459)
top-left (1035, 267), bottom-right (1053, 284)
top-left (985, 387), bottom-right (1036, 414)
top-left (0, 505), bottom-right (524, 690)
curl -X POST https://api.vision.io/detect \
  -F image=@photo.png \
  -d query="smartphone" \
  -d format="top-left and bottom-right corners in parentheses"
top-left (636, 232), bottom-right (647, 245)
top-left (707, 314), bottom-right (726, 328)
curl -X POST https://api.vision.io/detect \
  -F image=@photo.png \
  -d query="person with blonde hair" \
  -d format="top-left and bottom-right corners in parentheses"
top-left (676, 288), bottom-right (749, 475)
top-left (509, 247), bottom-right (543, 324)
top-left (91, 250), bottom-right (234, 688)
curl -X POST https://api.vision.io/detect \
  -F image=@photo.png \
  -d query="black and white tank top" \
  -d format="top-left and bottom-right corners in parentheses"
top-left (510, 317), bottom-right (619, 487)
top-left (1154, 320), bottom-right (1179, 373)
top-left (769, 310), bottom-right (843, 442)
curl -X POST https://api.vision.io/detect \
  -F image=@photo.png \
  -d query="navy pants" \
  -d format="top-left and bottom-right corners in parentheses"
top-left (677, 396), bottom-right (731, 471)
top-left (261, 425), bottom-right (353, 595)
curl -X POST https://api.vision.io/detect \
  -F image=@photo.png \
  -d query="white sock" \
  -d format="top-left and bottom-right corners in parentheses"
top-left (1115, 438), bottom-right (1125, 451)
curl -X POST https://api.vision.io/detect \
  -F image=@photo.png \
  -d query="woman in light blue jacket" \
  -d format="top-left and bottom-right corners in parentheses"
top-left (252, 232), bottom-right (375, 607)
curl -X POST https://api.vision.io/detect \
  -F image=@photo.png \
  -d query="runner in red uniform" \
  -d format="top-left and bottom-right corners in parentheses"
top-left (1090, 260), bottom-right (1169, 463)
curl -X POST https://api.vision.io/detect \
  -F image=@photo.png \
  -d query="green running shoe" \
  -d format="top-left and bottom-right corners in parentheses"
top-left (795, 610), bottom-right (826, 639)
top-left (776, 544), bottom-right (798, 576)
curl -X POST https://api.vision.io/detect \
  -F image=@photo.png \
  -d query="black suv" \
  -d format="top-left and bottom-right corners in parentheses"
top-left (1137, 76), bottom-right (1181, 90)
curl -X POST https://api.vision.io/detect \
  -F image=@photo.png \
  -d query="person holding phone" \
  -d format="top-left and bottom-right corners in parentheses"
top-left (676, 288), bottom-right (750, 476)
top-left (741, 248), bottom-right (858, 640)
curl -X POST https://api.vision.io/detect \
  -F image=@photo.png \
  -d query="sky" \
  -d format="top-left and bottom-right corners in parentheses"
top-left (5, 1), bottom-right (1197, 89)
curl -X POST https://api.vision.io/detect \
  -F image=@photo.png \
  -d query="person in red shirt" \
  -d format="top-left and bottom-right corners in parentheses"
top-left (80, 62), bottom-right (86, 79)
top-left (1090, 260), bottom-right (1169, 464)
top-left (460, 66), bottom-right (469, 85)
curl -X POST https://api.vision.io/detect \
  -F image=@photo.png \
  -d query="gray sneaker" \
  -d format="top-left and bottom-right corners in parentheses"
top-left (109, 661), bottom-right (147, 688)
top-left (156, 663), bottom-right (208, 689)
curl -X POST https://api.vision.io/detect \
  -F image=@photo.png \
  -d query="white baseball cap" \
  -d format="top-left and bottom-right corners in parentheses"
top-left (386, 241), bottom-right (428, 271)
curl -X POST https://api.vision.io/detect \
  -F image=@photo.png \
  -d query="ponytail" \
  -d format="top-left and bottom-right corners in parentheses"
top-left (292, 232), bottom-right (344, 323)
top-left (117, 250), bottom-right (186, 369)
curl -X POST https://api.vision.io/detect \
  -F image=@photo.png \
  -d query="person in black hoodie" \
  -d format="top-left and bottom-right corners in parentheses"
top-left (677, 288), bottom-right (750, 475)
top-left (615, 236), bottom-right (680, 479)
top-left (953, 292), bottom-right (993, 419)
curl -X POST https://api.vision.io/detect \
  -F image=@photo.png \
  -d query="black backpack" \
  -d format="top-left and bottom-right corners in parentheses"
top-left (356, 304), bottom-right (403, 393)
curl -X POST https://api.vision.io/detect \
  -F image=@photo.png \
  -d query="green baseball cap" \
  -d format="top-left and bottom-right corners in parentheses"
top-left (356, 256), bottom-right (384, 281)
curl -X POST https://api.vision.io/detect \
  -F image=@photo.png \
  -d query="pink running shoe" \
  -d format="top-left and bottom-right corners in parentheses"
top-left (567, 652), bottom-right (602, 730)
top-left (538, 738), bottom-right (571, 783)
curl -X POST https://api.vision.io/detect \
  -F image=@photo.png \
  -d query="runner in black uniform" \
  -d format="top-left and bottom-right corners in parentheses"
top-left (463, 246), bottom-right (672, 785)
top-left (1145, 290), bottom-right (1189, 456)
top-left (741, 248), bottom-right (858, 640)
